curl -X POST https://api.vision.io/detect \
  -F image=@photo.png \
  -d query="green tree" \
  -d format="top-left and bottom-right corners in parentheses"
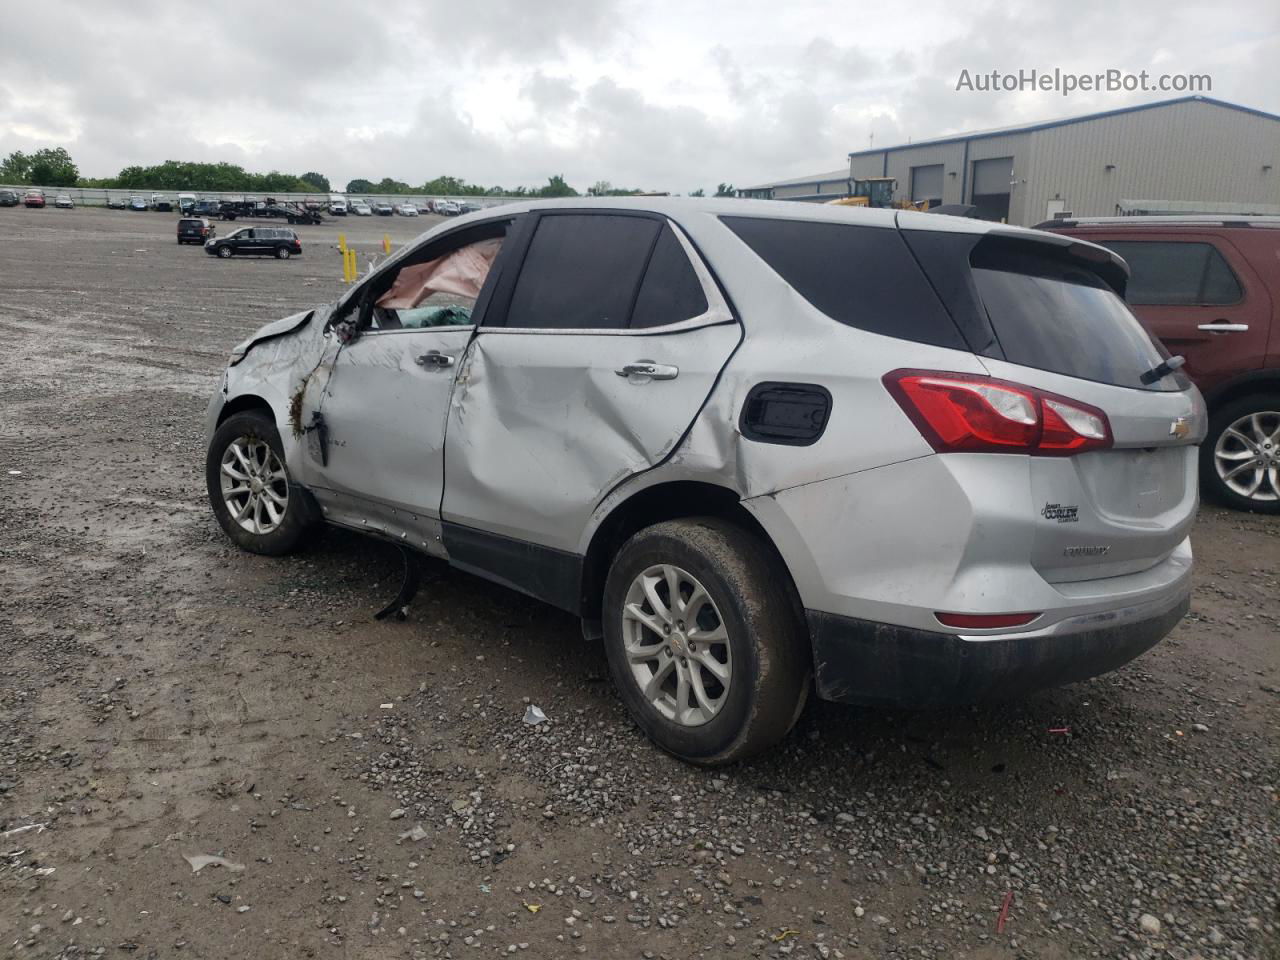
top-left (374, 177), bottom-right (411, 193)
top-left (28, 148), bottom-right (79, 186)
top-left (714, 182), bottom-right (736, 197)
top-left (688, 188), bottom-right (705, 197)
top-left (0, 150), bottom-right (31, 183)
top-left (536, 174), bottom-right (578, 198)
top-left (346, 178), bottom-right (375, 193)
top-left (300, 171), bottom-right (330, 191)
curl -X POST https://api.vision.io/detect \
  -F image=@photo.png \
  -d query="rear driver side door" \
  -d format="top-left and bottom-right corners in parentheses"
top-left (440, 211), bottom-right (740, 590)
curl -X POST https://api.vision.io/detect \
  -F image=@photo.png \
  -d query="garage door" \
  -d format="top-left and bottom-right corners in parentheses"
top-left (910, 165), bottom-right (944, 207)
top-left (971, 157), bottom-right (1013, 196)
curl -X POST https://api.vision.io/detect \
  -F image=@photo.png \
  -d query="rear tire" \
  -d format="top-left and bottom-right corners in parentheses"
top-left (1201, 394), bottom-right (1280, 513)
top-left (206, 410), bottom-right (319, 555)
top-left (602, 517), bottom-right (809, 765)
top-left (275, 246), bottom-right (291, 259)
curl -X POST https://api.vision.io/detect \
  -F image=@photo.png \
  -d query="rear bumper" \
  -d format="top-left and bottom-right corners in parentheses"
top-left (808, 584), bottom-right (1189, 707)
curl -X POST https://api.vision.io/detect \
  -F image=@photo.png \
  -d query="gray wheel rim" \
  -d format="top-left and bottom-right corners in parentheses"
top-left (622, 564), bottom-right (732, 727)
top-left (1214, 411), bottom-right (1280, 502)
top-left (220, 436), bottom-right (289, 534)
top-left (218, 245), bottom-right (231, 257)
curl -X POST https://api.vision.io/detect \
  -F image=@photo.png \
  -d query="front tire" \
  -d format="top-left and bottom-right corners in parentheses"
top-left (206, 410), bottom-right (318, 555)
top-left (1201, 394), bottom-right (1280, 513)
top-left (602, 517), bottom-right (809, 765)
top-left (216, 244), bottom-right (233, 258)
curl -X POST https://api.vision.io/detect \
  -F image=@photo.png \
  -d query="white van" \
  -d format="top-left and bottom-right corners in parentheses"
top-left (328, 194), bottom-right (348, 216)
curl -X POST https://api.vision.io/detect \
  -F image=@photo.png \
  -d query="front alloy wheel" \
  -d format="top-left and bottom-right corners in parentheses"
top-left (206, 409), bottom-right (318, 554)
top-left (220, 436), bottom-right (289, 535)
top-left (216, 244), bottom-right (233, 258)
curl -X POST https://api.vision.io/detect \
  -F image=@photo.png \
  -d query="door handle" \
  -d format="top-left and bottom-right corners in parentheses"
top-left (415, 350), bottom-right (455, 368)
top-left (1197, 322), bottom-right (1249, 334)
top-left (616, 360), bottom-right (679, 380)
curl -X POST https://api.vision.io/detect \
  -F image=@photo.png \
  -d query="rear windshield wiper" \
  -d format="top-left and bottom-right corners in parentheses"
top-left (1139, 354), bottom-right (1186, 386)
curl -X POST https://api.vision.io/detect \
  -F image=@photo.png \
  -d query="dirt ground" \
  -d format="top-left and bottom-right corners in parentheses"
top-left (0, 206), bottom-right (1276, 960)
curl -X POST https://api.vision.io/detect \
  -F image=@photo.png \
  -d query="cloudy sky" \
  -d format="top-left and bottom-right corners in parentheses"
top-left (1, 0), bottom-right (1276, 193)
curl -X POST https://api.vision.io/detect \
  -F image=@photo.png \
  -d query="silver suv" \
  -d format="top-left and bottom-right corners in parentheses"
top-left (205, 198), bottom-right (1204, 764)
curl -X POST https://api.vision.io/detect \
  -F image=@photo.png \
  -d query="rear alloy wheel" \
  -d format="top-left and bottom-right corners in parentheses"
top-left (603, 517), bottom-right (809, 765)
top-left (275, 246), bottom-right (292, 259)
top-left (216, 244), bottom-right (233, 258)
top-left (206, 410), bottom-right (318, 554)
top-left (1203, 396), bottom-right (1280, 513)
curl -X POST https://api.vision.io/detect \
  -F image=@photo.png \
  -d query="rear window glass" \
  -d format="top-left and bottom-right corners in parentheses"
top-left (630, 225), bottom-right (709, 328)
top-left (721, 217), bottom-right (963, 349)
top-left (1103, 240), bottom-right (1243, 305)
top-left (970, 244), bottom-right (1180, 391)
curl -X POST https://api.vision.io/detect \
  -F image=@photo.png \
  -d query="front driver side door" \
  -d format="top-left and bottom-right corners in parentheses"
top-left (294, 218), bottom-right (515, 553)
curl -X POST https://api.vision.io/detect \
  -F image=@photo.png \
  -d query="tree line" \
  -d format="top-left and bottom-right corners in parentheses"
top-left (0, 148), bottom-right (736, 198)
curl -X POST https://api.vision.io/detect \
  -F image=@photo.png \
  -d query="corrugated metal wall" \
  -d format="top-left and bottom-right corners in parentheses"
top-left (1025, 100), bottom-right (1280, 224)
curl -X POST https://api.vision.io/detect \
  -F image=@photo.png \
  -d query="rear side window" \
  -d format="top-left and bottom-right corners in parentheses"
top-left (1103, 240), bottom-right (1243, 305)
top-left (721, 217), bottom-right (963, 349)
top-left (630, 225), bottom-right (709, 328)
top-left (970, 243), bottom-right (1180, 391)
top-left (505, 214), bottom-right (660, 329)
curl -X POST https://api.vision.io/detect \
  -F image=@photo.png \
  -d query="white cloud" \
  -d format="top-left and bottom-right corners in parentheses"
top-left (0, 0), bottom-right (1274, 193)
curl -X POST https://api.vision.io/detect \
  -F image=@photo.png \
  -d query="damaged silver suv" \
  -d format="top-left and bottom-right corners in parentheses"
top-left (206, 198), bottom-right (1203, 764)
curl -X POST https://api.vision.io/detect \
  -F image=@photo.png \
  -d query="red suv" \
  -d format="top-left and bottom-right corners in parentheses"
top-left (1044, 216), bottom-right (1280, 513)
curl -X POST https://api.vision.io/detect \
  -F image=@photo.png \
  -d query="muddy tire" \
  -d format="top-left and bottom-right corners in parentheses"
top-left (602, 517), bottom-right (809, 765)
top-left (1201, 394), bottom-right (1280, 514)
top-left (206, 410), bottom-right (319, 555)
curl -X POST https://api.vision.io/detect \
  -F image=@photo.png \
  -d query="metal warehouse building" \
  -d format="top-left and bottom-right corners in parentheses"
top-left (740, 96), bottom-right (1280, 226)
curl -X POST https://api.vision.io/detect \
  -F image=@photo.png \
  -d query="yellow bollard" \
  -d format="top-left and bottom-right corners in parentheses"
top-left (346, 247), bottom-right (356, 283)
top-left (383, 233), bottom-right (391, 255)
top-left (342, 246), bottom-right (353, 284)
top-left (338, 232), bottom-right (347, 253)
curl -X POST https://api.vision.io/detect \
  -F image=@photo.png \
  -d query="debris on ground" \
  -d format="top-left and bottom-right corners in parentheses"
top-left (183, 854), bottom-right (245, 874)
top-left (522, 705), bottom-right (548, 726)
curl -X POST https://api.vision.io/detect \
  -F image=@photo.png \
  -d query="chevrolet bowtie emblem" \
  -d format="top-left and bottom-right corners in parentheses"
top-left (1169, 417), bottom-right (1191, 440)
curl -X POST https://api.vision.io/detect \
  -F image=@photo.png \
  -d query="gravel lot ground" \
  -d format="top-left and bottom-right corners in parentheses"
top-left (0, 206), bottom-right (1277, 960)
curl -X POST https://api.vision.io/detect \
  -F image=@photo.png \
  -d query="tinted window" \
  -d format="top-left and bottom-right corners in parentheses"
top-left (1104, 240), bottom-right (1243, 305)
top-left (970, 244), bottom-right (1180, 391)
top-left (630, 225), bottom-right (709, 328)
top-left (505, 214), bottom-right (660, 329)
top-left (721, 217), bottom-right (963, 349)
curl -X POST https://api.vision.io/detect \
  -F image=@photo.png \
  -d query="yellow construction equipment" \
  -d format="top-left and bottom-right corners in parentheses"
top-left (826, 177), bottom-right (929, 212)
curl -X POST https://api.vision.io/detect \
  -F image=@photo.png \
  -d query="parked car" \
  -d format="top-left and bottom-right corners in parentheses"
top-left (177, 217), bottom-right (214, 244)
top-left (349, 200), bottom-right (372, 216)
top-left (54, 194), bottom-right (74, 209)
top-left (459, 200), bottom-right (481, 214)
top-left (151, 194), bottom-right (173, 212)
top-left (204, 199), bottom-right (1202, 764)
top-left (373, 202), bottom-right (394, 216)
top-left (128, 196), bottom-right (149, 211)
top-left (193, 199), bottom-right (222, 217)
top-left (105, 195), bottom-right (127, 209)
top-left (437, 199), bottom-right (460, 216)
top-left (1043, 215), bottom-right (1280, 513)
top-left (328, 195), bottom-right (348, 215)
top-left (0, 189), bottom-right (19, 207)
top-left (178, 193), bottom-right (197, 214)
top-left (414, 202), bottom-right (434, 215)
top-left (205, 226), bottom-right (301, 259)
top-left (23, 189), bottom-right (46, 208)
top-left (395, 203), bottom-right (419, 217)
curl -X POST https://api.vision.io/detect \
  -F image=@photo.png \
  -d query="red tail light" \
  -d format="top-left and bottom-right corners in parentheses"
top-left (884, 370), bottom-right (1111, 456)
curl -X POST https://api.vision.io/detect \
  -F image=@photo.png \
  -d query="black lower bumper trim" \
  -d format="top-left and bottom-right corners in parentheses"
top-left (807, 595), bottom-right (1189, 707)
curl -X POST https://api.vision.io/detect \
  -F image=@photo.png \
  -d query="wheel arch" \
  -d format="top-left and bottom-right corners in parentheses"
top-left (579, 480), bottom-right (802, 625)
top-left (217, 393), bottom-right (275, 427)
top-left (1203, 370), bottom-right (1280, 410)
